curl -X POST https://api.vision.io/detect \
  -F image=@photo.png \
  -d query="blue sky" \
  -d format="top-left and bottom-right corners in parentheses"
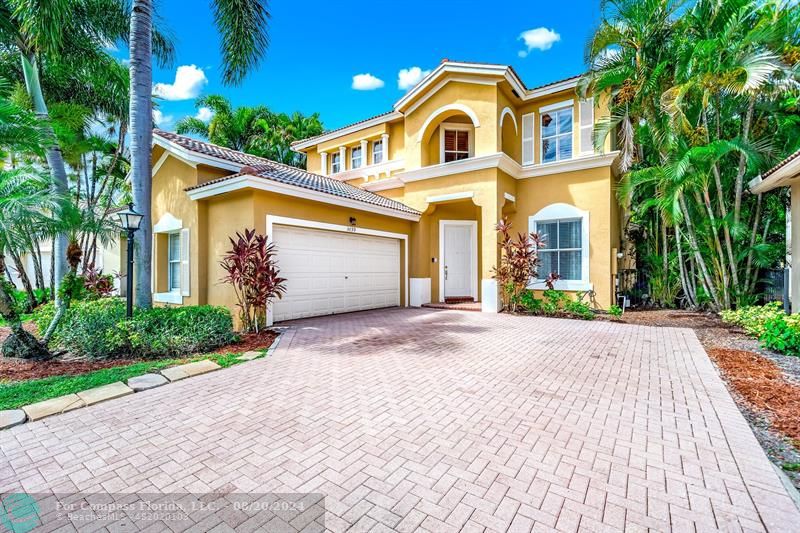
top-left (142, 0), bottom-right (602, 132)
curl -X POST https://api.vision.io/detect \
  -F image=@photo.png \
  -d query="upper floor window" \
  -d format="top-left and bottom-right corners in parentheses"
top-left (331, 152), bottom-right (341, 174)
top-left (442, 128), bottom-right (470, 163)
top-left (168, 232), bottom-right (181, 292)
top-left (372, 140), bottom-right (384, 164)
top-left (351, 146), bottom-right (362, 169)
top-left (541, 107), bottom-right (573, 163)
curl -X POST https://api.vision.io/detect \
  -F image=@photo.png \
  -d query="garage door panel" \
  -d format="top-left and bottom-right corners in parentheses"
top-left (273, 225), bottom-right (401, 322)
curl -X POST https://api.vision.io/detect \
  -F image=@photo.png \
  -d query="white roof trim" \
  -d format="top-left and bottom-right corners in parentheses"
top-left (291, 111), bottom-right (403, 152)
top-left (750, 155), bottom-right (800, 193)
top-left (186, 174), bottom-right (420, 221)
top-left (153, 135), bottom-right (242, 172)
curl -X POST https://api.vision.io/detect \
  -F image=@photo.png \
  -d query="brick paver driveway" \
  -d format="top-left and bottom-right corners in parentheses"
top-left (3, 308), bottom-right (800, 532)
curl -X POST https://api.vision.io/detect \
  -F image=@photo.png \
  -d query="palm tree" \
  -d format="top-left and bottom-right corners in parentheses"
top-left (175, 95), bottom-right (272, 151)
top-left (581, 0), bottom-right (800, 310)
top-left (0, 0), bottom-right (170, 307)
top-left (129, 0), bottom-right (270, 309)
top-left (176, 96), bottom-right (323, 168)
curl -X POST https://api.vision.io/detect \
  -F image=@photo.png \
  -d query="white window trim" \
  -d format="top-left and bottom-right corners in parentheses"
top-left (439, 123), bottom-right (474, 164)
top-left (438, 220), bottom-right (478, 303)
top-left (540, 105), bottom-right (574, 164)
top-left (372, 139), bottom-right (384, 165)
top-left (528, 203), bottom-right (591, 291)
top-left (330, 152), bottom-right (341, 174)
top-left (351, 146), bottom-right (362, 169)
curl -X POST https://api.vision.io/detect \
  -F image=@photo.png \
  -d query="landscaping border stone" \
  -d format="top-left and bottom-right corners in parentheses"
top-left (4, 328), bottom-right (285, 430)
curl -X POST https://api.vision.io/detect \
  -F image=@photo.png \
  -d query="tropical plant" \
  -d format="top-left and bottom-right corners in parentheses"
top-left (176, 95), bottom-right (323, 168)
top-left (129, 0), bottom-right (269, 310)
top-left (219, 228), bottom-right (286, 332)
top-left (580, 0), bottom-right (800, 310)
top-left (493, 217), bottom-right (547, 312)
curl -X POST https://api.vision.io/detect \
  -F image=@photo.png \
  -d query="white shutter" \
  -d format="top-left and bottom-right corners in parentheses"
top-left (521, 112), bottom-right (535, 165)
top-left (180, 228), bottom-right (190, 296)
top-left (579, 98), bottom-right (595, 155)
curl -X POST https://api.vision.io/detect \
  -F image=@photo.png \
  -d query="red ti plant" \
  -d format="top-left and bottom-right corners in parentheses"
top-left (219, 228), bottom-right (287, 332)
top-left (83, 263), bottom-right (115, 298)
top-left (492, 217), bottom-right (547, 312)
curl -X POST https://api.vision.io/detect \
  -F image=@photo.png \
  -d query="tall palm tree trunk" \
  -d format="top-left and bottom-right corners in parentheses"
top-left (20, 53), bottom-right (69, 304)
top-left (129, 0), bottom-right (154, 308)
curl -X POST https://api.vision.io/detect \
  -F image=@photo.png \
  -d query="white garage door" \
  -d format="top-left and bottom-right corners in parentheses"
top-left (272, 225), bottom-right (401, 322)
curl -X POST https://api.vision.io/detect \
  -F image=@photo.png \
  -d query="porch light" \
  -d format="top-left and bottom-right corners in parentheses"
top-left (116, 203), bottom-right (143, 318)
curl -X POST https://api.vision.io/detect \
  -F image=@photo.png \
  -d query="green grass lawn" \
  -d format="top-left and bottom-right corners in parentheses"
top-left (0, 350), bottom-right (264, 411)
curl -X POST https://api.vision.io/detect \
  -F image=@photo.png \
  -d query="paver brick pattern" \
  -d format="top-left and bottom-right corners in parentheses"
top-left (2, 308), bottom-right (799, 532)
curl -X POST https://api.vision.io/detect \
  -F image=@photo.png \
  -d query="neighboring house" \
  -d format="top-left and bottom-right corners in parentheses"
top-left (750, 149), bottom-right (799, 311)
top-left (6, 239), bottom-right (124, 294)
top-left (150, 60), bottom-right (621, 324)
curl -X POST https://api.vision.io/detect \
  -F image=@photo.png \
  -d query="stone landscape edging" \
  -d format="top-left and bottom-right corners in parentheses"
top-left (0, 329), bottom-right (285, 430)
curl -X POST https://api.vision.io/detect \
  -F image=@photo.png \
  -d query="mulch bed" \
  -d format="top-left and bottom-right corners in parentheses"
top-left (707, 347), bottom-right (800, 442)
top-left (0, 329), bottom-right (279, 382)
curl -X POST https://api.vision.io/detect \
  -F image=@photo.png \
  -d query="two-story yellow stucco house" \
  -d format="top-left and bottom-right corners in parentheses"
top-left (149, 60), bottom-right (621, 324)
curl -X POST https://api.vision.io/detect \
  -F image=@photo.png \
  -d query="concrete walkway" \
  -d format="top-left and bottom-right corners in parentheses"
top-left (2, 308), bottom-right (799, 531)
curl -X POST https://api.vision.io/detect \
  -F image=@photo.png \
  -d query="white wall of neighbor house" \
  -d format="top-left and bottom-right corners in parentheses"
top-left (792, 184), bottom-right (800, 313)
top-left (5, 238), bottom-right (123, 293)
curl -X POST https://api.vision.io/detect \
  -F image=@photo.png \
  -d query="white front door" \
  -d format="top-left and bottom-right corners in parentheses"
top-left (271, 225), bottom-right (401, 321)
top-left (442, 222), bottom-right (474, 299)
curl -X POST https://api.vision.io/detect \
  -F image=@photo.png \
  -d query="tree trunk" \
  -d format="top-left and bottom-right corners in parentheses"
top-left (0, 273), bottom-right (50, 359)
top-left (733, 97), bottom-right (756, 229)
top-left (8, 248), bottom-right (37, 311)
top-left (20, 53), bottom-right (69, 306)
top-left (129, 0), bottom-right (154, 309)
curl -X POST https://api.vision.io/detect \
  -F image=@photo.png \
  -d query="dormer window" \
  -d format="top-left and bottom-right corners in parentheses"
top-left (442, 127), bottom-right (470, 163)
top-left (331, 152), bottom-right (341, 174)
top-left (372, 140), bottom-right (384, 164)
top-left (351, 146), bottom-right (362, 169)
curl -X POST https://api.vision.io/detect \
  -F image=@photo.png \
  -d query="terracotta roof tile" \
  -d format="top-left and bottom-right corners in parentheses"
top-left (154, 130), bottom-right (419, 217)
top-left (763, 148), bottom-right (800, 179)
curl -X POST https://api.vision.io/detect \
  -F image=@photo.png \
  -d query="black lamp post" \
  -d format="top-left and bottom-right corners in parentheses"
top-left (116, 203), bottom-right (144, 318)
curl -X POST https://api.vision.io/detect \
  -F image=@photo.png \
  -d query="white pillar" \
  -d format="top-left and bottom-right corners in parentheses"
top-left (339, 146), bottom-right (347, 172)
top-left (320, 152), bottom-right (328, 176)
top-left (360, 140), bottom-right (368, 167)
top-left (381, 133), bottom-right (390, 162)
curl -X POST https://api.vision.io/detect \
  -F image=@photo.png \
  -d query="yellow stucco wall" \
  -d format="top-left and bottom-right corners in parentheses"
top-left (509, 166), bottom-right (616, 308)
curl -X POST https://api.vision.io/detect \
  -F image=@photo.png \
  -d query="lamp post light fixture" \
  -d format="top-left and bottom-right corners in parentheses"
top-left (116, 203), bottom-right (144, 318)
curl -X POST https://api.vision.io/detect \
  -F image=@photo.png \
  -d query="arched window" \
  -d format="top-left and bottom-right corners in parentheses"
top-left (529, 203), bottom-right (590, 290)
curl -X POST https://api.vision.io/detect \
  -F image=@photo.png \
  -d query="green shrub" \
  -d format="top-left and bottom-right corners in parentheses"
top-left (36, 299), bottom-right (235, 359)
top-left (564, 300), bottom-right (595, 320)
top-left (120, 305), bottom-right (236, 358)
top-left (721, 301), bottom-right (784, 336)
top-left (760, 314), bottom-right (800, 356)
top-left (608, 304), bottom-right (623, 318)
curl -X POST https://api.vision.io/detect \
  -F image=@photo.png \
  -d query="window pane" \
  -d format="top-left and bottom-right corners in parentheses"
top-left (557, 109), bottom-right (573, 133)
top-left (444, 130), bottom-right (456, 151)
top-left (541, 113), bottom-right (556, 137)
top-left (558, 251), bottom-right (581, 280)
top-left (536, 222), bottom-right (558, 248)
top-left (542, 138), bottom-right (556, 163)
top-left (538, 250), bottom-right (556, 278)
top-left (557, 134), bottom-right (572, 160)
top-left (456, 131), bottom-right (469, 152)
top-left (169, 262), bottom-right (181, 291)
top-left (558, 220), bottom-right (581, 248)
top-left (168, 233), bottom-right (180, 260)
top-left (373, 141), bottom-right (383, 163)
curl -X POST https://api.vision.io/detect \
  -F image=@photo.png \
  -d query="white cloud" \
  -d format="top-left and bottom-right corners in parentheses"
top-left (397, 66), bottom-right (431, 91)
top-left (152, 109), bottom-right (174, 129)
top-left (352, 73), bottom-right (385, 90)
top-left (195, 106), bottom-right (214, 122)
top-left (153, 65), bottom-right (208, 101)
top-left (518, 27), bottom-right (561, 57)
